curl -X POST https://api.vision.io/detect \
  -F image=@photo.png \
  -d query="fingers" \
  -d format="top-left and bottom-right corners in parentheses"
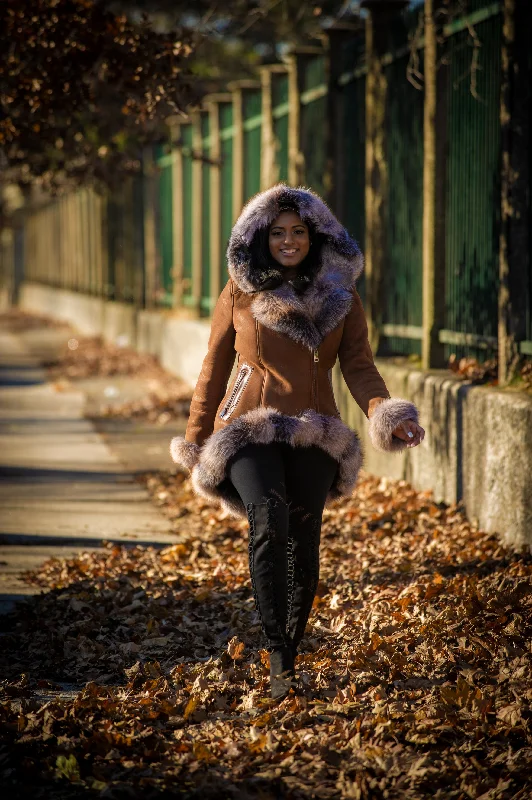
top-left (405, 421), bottom-right (425, 448)
top-left (392, 420), bottom-right (426, 447)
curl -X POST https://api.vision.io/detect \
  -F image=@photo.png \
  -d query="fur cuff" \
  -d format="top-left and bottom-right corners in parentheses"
top-left (170, 437), bottom-right (201, 470)
top-left (368, 398), bottom-right (419, 453)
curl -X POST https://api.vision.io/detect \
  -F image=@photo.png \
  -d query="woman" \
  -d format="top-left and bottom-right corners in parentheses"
top-left (171, 184), bottom-right (424, 700)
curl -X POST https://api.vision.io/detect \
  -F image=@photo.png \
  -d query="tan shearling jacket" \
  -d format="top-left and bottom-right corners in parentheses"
top-left (171, 184), bottom-right (419, 517)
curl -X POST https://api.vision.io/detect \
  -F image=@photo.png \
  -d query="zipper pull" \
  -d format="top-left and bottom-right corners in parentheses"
top-left (313, 350), bottom-right (319, 363)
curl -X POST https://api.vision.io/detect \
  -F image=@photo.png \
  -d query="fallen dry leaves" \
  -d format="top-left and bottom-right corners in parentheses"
top-left (1, 470), bottom-right (532, 799)
top-left (44, 333), bottom-right (192, 424)
top-left (447, 353), bottom-right (532, 392)
top-left (0, 308), bottom-right (70, 332)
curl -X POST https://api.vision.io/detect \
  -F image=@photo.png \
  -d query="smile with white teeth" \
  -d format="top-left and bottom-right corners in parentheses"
top-left (281, 249), bottom-right (297, 254)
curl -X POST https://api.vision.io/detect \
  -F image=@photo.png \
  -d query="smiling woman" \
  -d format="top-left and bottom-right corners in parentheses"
top-left (268, 211), bottom-right (311, 266)
top-left (170, 183), bottom-right (424, 700)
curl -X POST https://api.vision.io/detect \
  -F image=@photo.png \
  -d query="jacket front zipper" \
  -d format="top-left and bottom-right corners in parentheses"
top-left (220, 363), bottom-right (254, 420)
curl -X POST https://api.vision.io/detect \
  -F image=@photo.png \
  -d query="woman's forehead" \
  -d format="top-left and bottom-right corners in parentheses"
top-left (270, 211), bottom-right (307, 228)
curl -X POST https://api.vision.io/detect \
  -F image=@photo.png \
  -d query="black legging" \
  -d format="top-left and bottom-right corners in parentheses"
top-left (227, 442), bottom-right (338, 652)
top-left (227, 441), bottom-right (338, 514)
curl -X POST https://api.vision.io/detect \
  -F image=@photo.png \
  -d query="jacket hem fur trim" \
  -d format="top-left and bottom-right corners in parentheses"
top-left (170, 407), bottom-right (363, 518)
top-left (368, 398), bottom-right (419, 453)
top-left (169, 438), bottom-right (200, 469)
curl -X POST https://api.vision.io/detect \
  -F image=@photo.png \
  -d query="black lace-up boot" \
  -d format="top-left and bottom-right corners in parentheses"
top-left (286, 511), bottom-right (322, 658)
top-left (246, 498), bottom-right (295, 700)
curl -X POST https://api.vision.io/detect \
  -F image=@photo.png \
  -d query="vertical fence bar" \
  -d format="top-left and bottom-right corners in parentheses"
top-left (81, 190), bottom-right (89, 293)
top-left (330, 28), bottom-right (367, 304)
top-left (442, 6), bottom-right (502, 362)
top-left (99, 191), bottom-right (108, 300)
top-left (180, 122), bottom-right (194, 307)
top-left (242, 84), bottom-right (262, 201)
top-left (419, 0), bottom-right (447, 368)
top-left (325, 22), bottom-right (364, 216)
top-left (499, 0), bottom-right (532, 379)
top-left (142, 147), bottom-right (158, 308)
top-left (205, 95), bottom-right (228, 302)
top-left (295, 49), bottom-right (328, 196)
top-left (363, 4), bottom-right (391, 354)
top-left (169, 121), bottom-right (184, 309)
top-left (287, 52), bottom-right (302, 186)
top-left (271, 69), bottom-right (290, 184)
top-left (422, 0), bottom-right (440, 369)
top-left (200, 110), bottom-right (212, 316)
top-left (382, 29), bottom-right (424, 357)
top-left (92, 191), bottom-right (101, 297)
top-left (154, 142), bottom-right (174, 307)
top-left (191, 113), bottom-right (203, 314)
top-left (230, 84), bottom-right (245, 223)
top-left (124, 175), bottom-right (136, 303)
top-left (219, 99), bottom-right (234, 287)
top-left (87, 189), bottom-right (93, 294)
top-left (69, 196), bottom-right (76, 291)
top-left (260, 66), bottom-right (275, 190)
top-left (230, 81), bottom-right (261, 208)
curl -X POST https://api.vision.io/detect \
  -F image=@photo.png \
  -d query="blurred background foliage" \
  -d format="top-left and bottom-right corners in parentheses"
top-left (0, 0), bottom-right (359, 194)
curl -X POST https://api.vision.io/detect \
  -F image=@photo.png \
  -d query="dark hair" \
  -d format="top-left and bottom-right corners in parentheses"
top-left (248, 213), bottom-right (327, 294)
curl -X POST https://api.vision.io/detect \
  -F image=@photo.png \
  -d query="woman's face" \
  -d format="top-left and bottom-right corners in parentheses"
top-left (268, 211), bottom-right (310, 268)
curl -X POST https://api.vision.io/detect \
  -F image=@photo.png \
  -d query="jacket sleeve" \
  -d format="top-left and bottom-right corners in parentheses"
top-left (170, 280), bottom-right (236, 469)
top-left (338, 289), bottom-right (419, 453)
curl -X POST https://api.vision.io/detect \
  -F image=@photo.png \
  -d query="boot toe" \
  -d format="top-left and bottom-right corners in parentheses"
top-left (269, 647), bottom-right (295, 700)
top-left (270, 670), bottom-right (296, 700)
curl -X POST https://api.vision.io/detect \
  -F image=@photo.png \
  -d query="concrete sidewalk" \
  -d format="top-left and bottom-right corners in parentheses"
top-left (0, 322), bottom-right (181, 615)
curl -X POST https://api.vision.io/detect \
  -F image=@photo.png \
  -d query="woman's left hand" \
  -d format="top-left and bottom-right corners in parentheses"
top-left (392, 419), bottom-right (425, 448)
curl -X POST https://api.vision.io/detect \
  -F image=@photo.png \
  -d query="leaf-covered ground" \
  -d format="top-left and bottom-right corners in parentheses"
top-left (2, 469), bottom-right (532, 799)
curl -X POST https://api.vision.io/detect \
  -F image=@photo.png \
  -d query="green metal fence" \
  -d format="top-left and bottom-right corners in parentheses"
top-left (382, 46), bottom-right (424, 357)
top-left (299, 54), bottom-right (328, 197)
top-left (15, 0), bottom-right (531, 374)
top-left (335, 36), bottom-right (366, 303)
top-left (441, 7), bottom-right (502, 360)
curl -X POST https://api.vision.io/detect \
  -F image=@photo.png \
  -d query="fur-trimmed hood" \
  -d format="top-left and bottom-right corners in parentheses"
top-left (226, 184), bottom-right (364, 351)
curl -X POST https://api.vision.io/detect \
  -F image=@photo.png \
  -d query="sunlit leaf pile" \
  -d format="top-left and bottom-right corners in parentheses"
top-left (45, 334), bottom-right (192, 423)
top-left (2, 467), bottom-right (532, 798)
top-left (0, 308), bottom-right (70, 333)
top-left (447, 353), bottom-right (532, 392)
